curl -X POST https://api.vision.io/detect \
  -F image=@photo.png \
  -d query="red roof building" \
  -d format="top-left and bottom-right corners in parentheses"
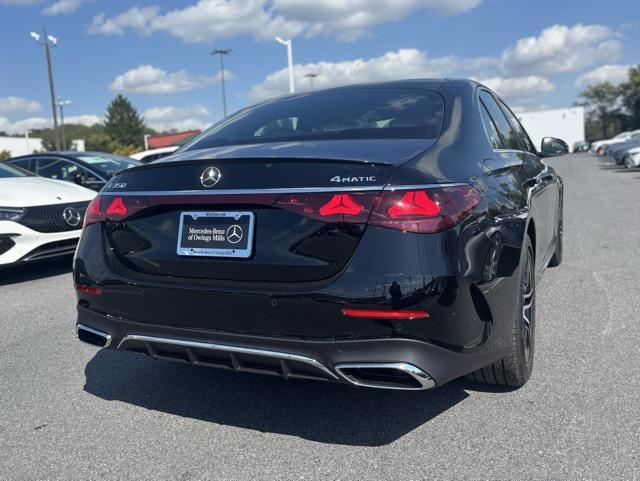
top-left (146, 130), bottom-right (201, 149)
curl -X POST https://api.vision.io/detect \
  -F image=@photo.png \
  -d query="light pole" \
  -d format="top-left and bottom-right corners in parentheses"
top-left (57, 99), bottom-right (71, 150)
top-left (305, 73), bottom-right (318, 90)
top-left (275, 37), bottom-right (295, 93)
top-left (211, 48), bottom-right (231, 117)
top-left (30, 28), bottom-right (61, 151)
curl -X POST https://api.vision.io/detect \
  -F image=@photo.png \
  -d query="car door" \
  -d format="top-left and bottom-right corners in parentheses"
top-left (498, 99), bottom-right (559, 263)
top-left (8, 157), bottom-right (34, 173)
top-left (36, 157), bottom-right (105, 190)
top-left (479, 90), bottom-right (549, 273)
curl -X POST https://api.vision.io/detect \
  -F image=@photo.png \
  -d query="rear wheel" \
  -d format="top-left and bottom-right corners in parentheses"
top-left (465, 235), bottom-right (535, 387)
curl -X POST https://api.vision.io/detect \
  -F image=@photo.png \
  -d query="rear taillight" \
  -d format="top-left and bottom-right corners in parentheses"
top-left (83, 195), bottom-right (150, 227)
top-left (276, 185), bottom-right (480, 233)
top-left (275, 192), bottom-right (377, 223)
top-left (370, 185), bottom-right (480, 233)
top-left (82, 185), bottom-right (480, 234)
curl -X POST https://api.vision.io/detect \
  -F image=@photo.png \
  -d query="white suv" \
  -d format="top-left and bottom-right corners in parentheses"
top-left (0, 163), bottom-right (96, 266)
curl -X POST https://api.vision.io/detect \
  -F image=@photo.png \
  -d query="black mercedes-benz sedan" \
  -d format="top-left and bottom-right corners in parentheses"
top-left (74, 79), bottom-right (565, 391)
top-left (6, 151), bottom-right (140, 191)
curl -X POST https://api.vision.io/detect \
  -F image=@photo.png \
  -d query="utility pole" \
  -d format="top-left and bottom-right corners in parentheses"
top-left (31, 28), bottom-right (61, 151)
top-left (57, 99), bottom-right (71, 150)
top-left (275, 37), bottom-right (295, 93)
top-left (305, 73), bottom-right (318, 90)
top-left (211, 49), bottom-right (231, 117)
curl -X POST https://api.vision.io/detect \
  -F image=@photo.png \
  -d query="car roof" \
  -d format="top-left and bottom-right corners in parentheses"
top-left (266, 78), bottom-right (483, 96)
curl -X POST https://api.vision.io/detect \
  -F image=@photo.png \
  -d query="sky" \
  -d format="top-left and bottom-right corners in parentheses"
top-left (0, 0), bottom-right (638, 135)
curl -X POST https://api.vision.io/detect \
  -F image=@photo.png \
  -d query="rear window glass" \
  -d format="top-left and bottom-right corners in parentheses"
top-left (185, 89), bottom-right (444, 150)
top-left (0, 162), bottom-right (30, 178)
top-left (74, 154), bottom-right (138, 175)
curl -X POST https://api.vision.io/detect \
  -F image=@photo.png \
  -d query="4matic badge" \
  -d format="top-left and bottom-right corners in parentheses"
top-left (330, 175), bottom-right (377, 183)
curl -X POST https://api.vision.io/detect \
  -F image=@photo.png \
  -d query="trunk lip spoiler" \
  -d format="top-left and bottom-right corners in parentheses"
top-left (100, 183), bottom-right (467, 197)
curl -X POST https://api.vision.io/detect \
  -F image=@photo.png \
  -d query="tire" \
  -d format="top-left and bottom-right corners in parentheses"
top-left (465, 235), bottom-right (535, 387)
top-left (548, 210), bottom-right (563, 267)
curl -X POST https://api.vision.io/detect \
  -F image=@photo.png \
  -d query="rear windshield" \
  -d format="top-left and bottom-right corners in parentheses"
top-left (74, 154), bottom-right (139, 175)
top-left (185, 89), bottom-right (444, 151)
top-left (0, 162), bottom-right (30, 178)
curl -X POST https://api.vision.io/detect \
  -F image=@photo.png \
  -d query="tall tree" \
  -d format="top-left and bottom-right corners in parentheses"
top-left (619, 66), bottom-right (640, 130)
top-left (104, 95), bottom-right (146, 148)
top-left (577, 82), bottom-right (622, 139)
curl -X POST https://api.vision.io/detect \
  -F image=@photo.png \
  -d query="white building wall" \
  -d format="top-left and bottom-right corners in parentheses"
top-left (0, 136), bottom-right (44, 157)
top-left (517, 107), bottom-right (585, 150)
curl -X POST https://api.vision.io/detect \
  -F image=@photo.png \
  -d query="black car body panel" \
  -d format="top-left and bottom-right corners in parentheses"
top-left (73, 79), bottom-right (563, 390)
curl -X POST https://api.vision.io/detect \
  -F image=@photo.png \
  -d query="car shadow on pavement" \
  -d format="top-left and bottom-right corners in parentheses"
top-left (0, 257), bottom-right (72, 286)
top-left (84, 349), bottom-right (477, 446)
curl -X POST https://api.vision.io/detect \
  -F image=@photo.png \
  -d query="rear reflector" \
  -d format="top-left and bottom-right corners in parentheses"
top-left (341, 308), bottom-right (429, 320)
top-left (75, 284), bottom-right (103, 296)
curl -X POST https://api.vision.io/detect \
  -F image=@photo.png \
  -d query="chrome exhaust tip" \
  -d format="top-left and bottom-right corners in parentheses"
top-left (335, 362), bottom-right (435, 390)
top-left (76, 324), bottom-right (112, 348)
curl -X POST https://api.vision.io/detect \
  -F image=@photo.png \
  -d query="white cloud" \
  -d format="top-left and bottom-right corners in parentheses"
top-left (0, 0), bottom-right (42, 5)
top-left (501, 24), bottom-right (623, 75)
top-left (109, 65), bottom-right (224, 94)
top-left (423, 0), bottom-right (481, 15)
top-left (575, 64), bottom-right (631, 88)
top-left (273, 0), bottom-right (481, 40)
top-left (89, 0), bottom-right (482, 43)
top-left (480, 76), bottom-right (555, 104)
top-left (0, 96), bottom-right (42, 115)
top-left (4, 117), bottom-right (51, 134)
top-left (143, 105), bottom-right (212, 132)
top-left (89, 7), bottom-right (160, 36)
top-left (64, 114), bottom-right (102, 126)
top-left (249, 48), bottom-right (497, 99)
top-left (0, 114), bottom-right (101, 135)
top-left (42, 0), bottom-right (86, 15)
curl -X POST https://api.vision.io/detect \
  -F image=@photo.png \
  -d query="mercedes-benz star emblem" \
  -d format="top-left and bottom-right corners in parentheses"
top-left (200, 166), bottom-right (221, 188)
top-left (62, 206), bottom-right (82, 227)
top-left (226, 225), bottom-right (243, 244)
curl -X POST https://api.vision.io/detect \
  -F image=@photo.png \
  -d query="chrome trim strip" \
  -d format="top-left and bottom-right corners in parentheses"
top-left (118, 334), bottom-right (339, 379)
top-left (76, 324), bottom-right (112, 348)
top-left (101, 183), bottom-right (467, 197)
top-left (382, 182), bottom-right (466, 191)
top-left (335, 362), bottom-right (435, 390)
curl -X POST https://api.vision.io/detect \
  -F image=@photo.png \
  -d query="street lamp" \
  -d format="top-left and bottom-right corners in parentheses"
top-left (30, 28), bottom-right (61, 151)
top-left (211, 48), bottom-right (231, 117)
top-left (275, 37), bottom-right (295, 94)
top-left (304, 73), bottom-right (318, 90)
top-left (57, 99), bottom-right (71, 150)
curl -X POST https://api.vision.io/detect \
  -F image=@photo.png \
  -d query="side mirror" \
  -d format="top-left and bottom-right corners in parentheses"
top-left (541, 137), bottom-right (569, 157)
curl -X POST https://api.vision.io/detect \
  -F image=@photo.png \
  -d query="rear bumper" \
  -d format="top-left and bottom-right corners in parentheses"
top-left (76, 305), bottom-right (508, 390)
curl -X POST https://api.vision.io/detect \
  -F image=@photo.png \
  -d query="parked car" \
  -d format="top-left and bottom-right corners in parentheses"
top-left (74, 79), bottom-right (565, 391)
top-left (130, 146), bottom-right (179, 163)
top-left (604, 134), bottom-right (640, 164)
top-left (591, 130), bottom-right (640, 155)
top-left (6, 152), bottom-right (140, 191)
top-left (623, 146), bottom-right (640, 168)
top-left (0, 162), bottom-right (95, 266)
top-left (572, 141), bottom-right (590, 152)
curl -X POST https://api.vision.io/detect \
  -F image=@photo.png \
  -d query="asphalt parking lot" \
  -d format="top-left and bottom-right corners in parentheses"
top-left (1, 153), bottom-right (639, 481)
